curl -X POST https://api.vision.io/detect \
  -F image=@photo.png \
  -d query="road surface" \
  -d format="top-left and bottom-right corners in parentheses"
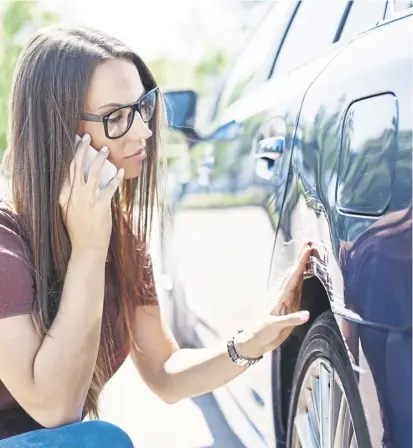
top-left (99, 357), bottom-right (244, 447)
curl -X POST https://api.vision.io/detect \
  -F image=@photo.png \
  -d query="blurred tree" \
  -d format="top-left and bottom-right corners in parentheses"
top-left (0, 0), bottom-right (58, 154)
top-left (148, 58), bottom-right (192, 89)
top-left (148, 48), bottom-right (229, 93)
top-left (193, 49), bottom-right (229, 85)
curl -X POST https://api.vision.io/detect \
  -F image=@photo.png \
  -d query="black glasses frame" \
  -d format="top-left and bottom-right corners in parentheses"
top-left (81, 86), bottom-right (159, 140)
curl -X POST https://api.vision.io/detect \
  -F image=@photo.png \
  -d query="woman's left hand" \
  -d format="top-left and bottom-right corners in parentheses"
top-left (237, 243), bottom-right (313, 358)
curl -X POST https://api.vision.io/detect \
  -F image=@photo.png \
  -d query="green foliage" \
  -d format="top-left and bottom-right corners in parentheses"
top-left (148, 48), bottom-right (230, 94)
top-left (193, 49), bottom-right (228, 81)
top-left (0, 0), bottom-right (58, 154)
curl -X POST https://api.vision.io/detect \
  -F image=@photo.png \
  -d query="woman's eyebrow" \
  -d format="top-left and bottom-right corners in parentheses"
top-left (97, 91), bottom-right (146, 111)
top-left (98, 102), bottom-right (123, 111)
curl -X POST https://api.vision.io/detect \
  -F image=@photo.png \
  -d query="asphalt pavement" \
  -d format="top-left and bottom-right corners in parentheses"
top-left (99, 357), bottom-right (244, 448)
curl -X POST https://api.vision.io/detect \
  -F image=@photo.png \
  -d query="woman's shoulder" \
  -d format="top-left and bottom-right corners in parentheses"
top-left (0, 206), bottom-right (34, 317)
top-left (0, 205), bottom-right (31, 261)
top-left (0, 205), bottom-right (19, 230)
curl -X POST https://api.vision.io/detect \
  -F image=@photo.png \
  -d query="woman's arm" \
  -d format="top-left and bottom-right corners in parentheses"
top-left (131, 245), bottom-right (311, 404)
top-left (0, 249), bottom-right (107, 428)
top-left (34, 250), bottom-right (107, 421)
top-left (0, 136), bottom-right (123, 428)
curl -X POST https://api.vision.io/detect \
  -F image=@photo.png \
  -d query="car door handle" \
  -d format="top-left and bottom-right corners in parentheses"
top-left (254, 136), bottom-right (285, 181)
top-left (255, 136), bottom-right (285, 161)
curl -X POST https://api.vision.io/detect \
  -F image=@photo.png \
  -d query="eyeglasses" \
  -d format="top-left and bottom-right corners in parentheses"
top-left (82, 87), bottom-right (159, 139)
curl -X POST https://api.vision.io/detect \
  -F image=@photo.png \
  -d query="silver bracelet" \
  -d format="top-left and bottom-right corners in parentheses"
top-left (227, 329), bottom-right (263, 367)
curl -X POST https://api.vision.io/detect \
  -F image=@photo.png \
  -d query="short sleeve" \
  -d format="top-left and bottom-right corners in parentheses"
top-left (0, 211), bottom-right (34, 318)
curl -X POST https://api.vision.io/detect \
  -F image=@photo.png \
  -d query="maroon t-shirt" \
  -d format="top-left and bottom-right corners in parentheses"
top-left (0, 209), bottom-right (157, 439)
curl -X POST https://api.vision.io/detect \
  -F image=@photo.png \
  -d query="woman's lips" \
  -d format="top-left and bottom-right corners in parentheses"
top-left (125, 148), bottom-right (147, 162)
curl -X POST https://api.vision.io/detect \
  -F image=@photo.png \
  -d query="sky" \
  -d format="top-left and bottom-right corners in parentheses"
top-left (53, 0), bottom-right (261, 62)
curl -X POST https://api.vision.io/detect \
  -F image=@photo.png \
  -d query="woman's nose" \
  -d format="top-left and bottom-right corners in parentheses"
top-left (130, 111), bottom-right (153, 140)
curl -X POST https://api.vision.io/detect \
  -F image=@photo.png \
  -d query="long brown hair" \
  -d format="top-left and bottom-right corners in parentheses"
top-left (2, 26), bottom-right (163, 417)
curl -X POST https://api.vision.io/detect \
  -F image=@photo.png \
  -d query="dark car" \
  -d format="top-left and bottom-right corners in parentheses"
top-left (162, 2), bottom-right (412, 447)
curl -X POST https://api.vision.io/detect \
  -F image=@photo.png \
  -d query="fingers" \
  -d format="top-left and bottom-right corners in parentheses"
top-left (299, 242), bottom-right (313, 262)
top-left (100, 168), bottom-right (125, 202)
top-left (270, 310), bottom-right (310, 328)
top-left (86, 146), bottom-right (109, 190)
top-left (59, 180), bottom-right (70, 209)
top-left (284, 244), bottom-right (312, 293)
top-left (73, 134), bottom-right (89, 186)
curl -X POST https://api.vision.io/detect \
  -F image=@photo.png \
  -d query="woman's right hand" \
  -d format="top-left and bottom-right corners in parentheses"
top-left (59, 134), bottom-right (124, 255)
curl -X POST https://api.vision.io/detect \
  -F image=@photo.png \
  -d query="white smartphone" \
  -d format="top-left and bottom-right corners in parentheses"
top-left (75, 135), bottom-right (118, 190)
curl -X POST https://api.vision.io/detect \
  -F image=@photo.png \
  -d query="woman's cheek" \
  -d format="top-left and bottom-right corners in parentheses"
top-left (107, 153), bottom-right (124, 170)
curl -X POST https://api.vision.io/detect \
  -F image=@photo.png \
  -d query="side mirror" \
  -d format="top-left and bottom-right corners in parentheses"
top-left (164, 90), bottom-right (200, 147)
top-left (164, 90), bottom-right (197, 128)
top-left (163, 89), bottom-right (242, 147)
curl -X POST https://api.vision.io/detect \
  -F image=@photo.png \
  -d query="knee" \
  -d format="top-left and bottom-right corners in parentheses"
top-left (78, 421), bottom-right (133, 447)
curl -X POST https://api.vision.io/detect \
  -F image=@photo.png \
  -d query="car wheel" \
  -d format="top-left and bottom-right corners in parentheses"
top-left (286, 311), bottom-right (371, 448)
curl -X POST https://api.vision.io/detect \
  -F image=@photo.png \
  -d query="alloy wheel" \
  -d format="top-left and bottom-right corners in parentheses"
top-left (292, 357), bottom-right (358, 448)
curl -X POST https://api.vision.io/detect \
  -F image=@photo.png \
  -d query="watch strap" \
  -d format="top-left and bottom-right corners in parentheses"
top-left (227, 331), bottom-right (263, 367)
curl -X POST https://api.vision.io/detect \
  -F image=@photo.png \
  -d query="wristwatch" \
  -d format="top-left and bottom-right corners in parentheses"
top-left (227, 330), bottom-right (263, 367)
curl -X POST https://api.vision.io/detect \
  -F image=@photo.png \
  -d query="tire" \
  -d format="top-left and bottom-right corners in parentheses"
top-left (286, 311), bottom-right (371, 448)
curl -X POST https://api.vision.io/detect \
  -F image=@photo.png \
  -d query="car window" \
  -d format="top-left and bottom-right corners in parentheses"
top-left (339, 0), bottom-right (387, 42)
top-left (394, 0), bottom-right (413, 11)
top-left (271, 0), bottom-right (349, 77)
top-left (213, 1), bottom-right (293, 119)
top-left (385, 0), bottom-right (413, 18)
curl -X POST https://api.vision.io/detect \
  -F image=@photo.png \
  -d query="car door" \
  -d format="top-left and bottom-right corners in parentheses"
top-left (172, 1), bottom-right (356, 446)
top-left (270, 11), bottom-right (411, 447)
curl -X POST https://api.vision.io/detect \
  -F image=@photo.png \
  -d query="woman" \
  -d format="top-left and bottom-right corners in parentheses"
top-left (0, 26), bottom-right (311, 447)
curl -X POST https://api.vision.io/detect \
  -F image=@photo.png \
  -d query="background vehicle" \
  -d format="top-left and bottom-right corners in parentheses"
top-left (162, 2), bottom-right (412, 447)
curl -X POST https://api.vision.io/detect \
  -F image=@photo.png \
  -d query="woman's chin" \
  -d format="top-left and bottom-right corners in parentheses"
top-left (124, 164), bottom-right (143, 180)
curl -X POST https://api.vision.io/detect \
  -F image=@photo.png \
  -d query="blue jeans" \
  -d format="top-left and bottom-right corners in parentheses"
top-left (0, 421), bottom-right (134, 447)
